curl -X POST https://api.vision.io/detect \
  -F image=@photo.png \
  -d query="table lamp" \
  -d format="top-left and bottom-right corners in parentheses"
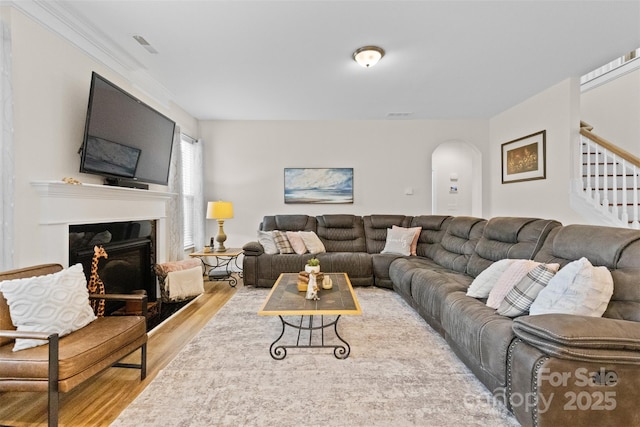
top-left (207, 201), bottom-right (234, 252)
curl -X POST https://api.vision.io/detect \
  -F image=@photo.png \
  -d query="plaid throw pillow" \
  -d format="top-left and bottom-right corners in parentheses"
top-left (497, 263), bottom-right (559, 317)
top-left (273, 231), bottom-right (295, 254)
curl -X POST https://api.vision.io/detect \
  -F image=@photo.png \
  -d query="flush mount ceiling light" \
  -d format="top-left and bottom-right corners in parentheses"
top-left (353, 45), bottom-right (385, 68)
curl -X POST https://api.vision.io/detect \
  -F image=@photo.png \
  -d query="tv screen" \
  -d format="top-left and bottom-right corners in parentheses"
top-left (80, 72), bottom-right (176, 186)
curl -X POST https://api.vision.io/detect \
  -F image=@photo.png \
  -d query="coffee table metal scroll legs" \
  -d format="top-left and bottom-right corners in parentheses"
top-left (269, 315), bottom-right (351, 360)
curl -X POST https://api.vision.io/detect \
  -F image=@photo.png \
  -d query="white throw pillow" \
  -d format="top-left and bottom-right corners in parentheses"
top-left (392, 225), bottom-right (422, 256)
top-left (466, 259), bottom-right (518, 298)
top-left (0, 263), bottom-right (97, 351)
top-left (257, 230), bottom-right (279, 255)
top-left (486, 260), bottom-right (541, 309)
top-left (298, 231), bottom-right (326, 254)
top-left (381, 227), bottom-right (416, 256)
top-left (529, 257), bottom-right (614, 317)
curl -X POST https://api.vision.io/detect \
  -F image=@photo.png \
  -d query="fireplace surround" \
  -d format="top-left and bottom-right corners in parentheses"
top-left (31, 181), bottom-right (174, 291)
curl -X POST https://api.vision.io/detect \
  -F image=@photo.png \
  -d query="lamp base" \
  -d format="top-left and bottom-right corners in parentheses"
top-left (215, 220), bottom-right (228, 252)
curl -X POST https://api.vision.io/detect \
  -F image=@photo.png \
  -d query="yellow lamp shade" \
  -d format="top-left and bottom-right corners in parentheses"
top-left (207, 201), bottom-right (234, 219)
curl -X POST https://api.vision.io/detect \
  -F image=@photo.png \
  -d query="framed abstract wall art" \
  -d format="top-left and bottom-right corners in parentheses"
top-left (501, 130), bottom-right (546, 184)
top-left (284, 168), bottom-right (353, 204)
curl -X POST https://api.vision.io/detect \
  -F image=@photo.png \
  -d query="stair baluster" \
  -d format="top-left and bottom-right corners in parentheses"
top-left (578, 131), bottom-right (639, 228)
top-left (633, 169), bottom-right (639, 229)
top-left (611, 154), bottom-right (618, 217)
top-left (585, 140), bottom-right (592, 195)
top-left (594, 143), bottom-right (600, 205)
top-left (621, 159), bottom-right (629, 225)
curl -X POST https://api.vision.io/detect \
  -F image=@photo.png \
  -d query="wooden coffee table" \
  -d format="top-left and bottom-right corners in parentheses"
top-left (258, 272), bottom-right (361, 359)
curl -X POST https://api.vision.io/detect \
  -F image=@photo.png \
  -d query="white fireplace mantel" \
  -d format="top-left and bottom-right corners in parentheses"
top-left (31, 180), bottom-right (176, 266)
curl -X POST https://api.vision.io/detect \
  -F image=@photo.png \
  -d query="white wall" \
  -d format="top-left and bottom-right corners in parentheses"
top-left (9, 9), bottom-right (198, 267)
top-left (199, 120), bottom-right (490, 247)
top-left (581, 68), bottom-right (640, 156)
top-left (489, 78), bottom-right (586, 224)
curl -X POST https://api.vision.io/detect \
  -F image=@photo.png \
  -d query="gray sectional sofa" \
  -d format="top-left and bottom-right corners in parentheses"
top-left (242, 214), bottom-right (640, 426)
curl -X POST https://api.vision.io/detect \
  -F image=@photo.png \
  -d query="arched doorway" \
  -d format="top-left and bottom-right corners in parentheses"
top-left (431, 140), bottom-right (482, 217)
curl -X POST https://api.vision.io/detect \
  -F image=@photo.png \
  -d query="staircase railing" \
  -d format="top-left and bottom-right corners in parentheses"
top-left (579, 122), bottom-right (640, 229)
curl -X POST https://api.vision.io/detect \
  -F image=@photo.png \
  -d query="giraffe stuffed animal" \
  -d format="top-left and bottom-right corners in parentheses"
top-left (88, 245), bottom-right (108, 316)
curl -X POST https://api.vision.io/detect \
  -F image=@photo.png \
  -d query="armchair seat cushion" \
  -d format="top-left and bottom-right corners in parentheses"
top-left (0, 315), bottom-right (146, 390)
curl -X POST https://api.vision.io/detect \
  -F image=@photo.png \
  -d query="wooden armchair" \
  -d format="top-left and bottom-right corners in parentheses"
top-left (0, 264), bottom-right (148, 427)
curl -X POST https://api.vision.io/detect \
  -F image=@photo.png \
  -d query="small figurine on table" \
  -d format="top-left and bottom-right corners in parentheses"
top-left (305, 273), bottom-right (320, 301)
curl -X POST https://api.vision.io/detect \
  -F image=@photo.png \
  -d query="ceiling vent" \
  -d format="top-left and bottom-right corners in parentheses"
top-left (386, 112), bottom-right (413, 119)
top-left (133, 35), bottom-right (158, 54)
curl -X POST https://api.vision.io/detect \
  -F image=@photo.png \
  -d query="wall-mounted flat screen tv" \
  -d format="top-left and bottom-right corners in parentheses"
top-left (79, 72), bottom-right (176, 186)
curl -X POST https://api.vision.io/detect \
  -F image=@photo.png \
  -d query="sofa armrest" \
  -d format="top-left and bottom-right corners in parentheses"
top-left (242, 241), bottom-right (264, 256)
top-left (91, 293), bottom-right (147, 302)
top-left (90, 292), bottom-right (148, 318)
top-left (0, 330), bottom-right (57, 341)
top-left (513, 314), bottom-right (640, 364)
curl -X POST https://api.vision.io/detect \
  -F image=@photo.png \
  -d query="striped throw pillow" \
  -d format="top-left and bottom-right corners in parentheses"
top-left (273, 231), bottom-right (295, 254)
top-left (497, 263), bottom-right (559, 317)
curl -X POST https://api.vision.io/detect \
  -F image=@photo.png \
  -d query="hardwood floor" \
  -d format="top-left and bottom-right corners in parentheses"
top-left (0, 277), bottom-right (239, 426)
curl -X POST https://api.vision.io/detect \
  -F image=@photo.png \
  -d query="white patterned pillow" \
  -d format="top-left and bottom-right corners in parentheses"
top-left (0, 263), bottom-right (97, 351)
top-left (529, 257), bottom-right (613, 317)
top-left (497, 263), bottom-right (560, 317)
top-left (257, 230), bottom-right (278, 255)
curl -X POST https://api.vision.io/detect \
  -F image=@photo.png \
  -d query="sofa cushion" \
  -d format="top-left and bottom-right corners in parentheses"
top-left (530, 257), bottom-right (614, 317)
top-left (0, 315), bottom-right (145, 383)
top-left (0, 264), bottom-right (97, 351)
top-left (389, 257), bottom-right (442, 298)
top-left (441, 291), bottom-right (515, 389)
top-left (410, 215), bottom-right (452, 259)
top-left (315, 252), bottom-right (373, 286)
top-left (261, 215), bottom-right (317, 232)
top-left (467, 217), bottom-right (561, 278)
top-left (497, 263), bottom-right (559, 317)
top-left (431, 216), bottom-right (486, 274)
top-left (372, 254), bottom-right (407, 289)
top-left (316, 215), bottom-right (366, 252)
top-left (410, 268), bottom-right (473, 330)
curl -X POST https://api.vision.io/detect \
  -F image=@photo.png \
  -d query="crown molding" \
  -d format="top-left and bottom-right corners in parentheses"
top-left (8, 0), bottom-right (174, 108)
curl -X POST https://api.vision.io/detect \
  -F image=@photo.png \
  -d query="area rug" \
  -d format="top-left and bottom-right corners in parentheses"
top-left (113, 287), bottom-right (519, 427)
